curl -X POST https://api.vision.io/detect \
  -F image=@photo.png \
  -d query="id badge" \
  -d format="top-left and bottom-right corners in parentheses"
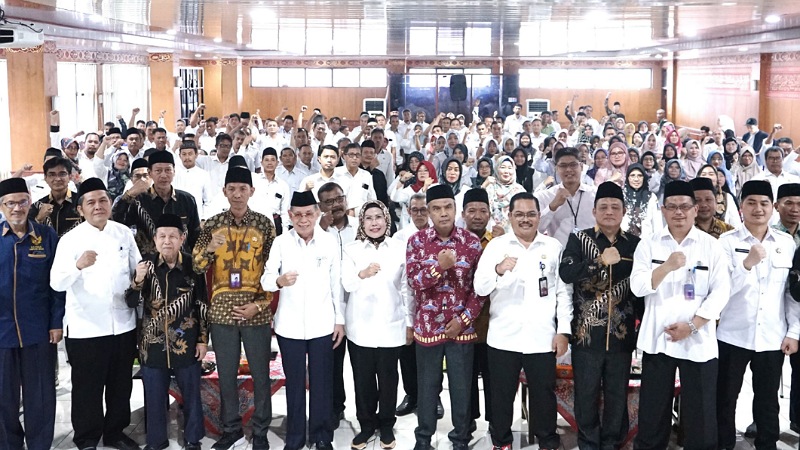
top-left (683, 283), bottom-right (695, 300)
top-left (229, 269), bottom-right (242, 289)
top-left (538, 277), bottom-right (549, 297)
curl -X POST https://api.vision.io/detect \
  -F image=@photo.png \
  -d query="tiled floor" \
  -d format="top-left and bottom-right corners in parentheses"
top-left (44, 342), bottom-right (800, 449)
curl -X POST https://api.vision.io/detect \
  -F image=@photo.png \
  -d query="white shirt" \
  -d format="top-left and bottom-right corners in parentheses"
top-left (334, 166), bottom-right (377, 215)
top-left (251, 173), bottom-right (291, 228)
top-left (717, 226), bottom-right (800, 351)
top-left (276, 164), bottom-right (309, 194)
top-left (195, 155), bottom-right (231, 190)
top-left (503, 114), bottom-right (526, 136)
top-left (342, 238), bottom-right (413, 348)
top-left (630, 226), bottom-right (731, 362)
top-left (173, 165), bottom-right (214, 218)
top-left (78, 153), bottom-right (99, 180)
top-left (474, 232), bottom-right (573, 354)
top-left (751, 170), bottom-right (800, 200)
top-left (257, 134), bottom-right (288, 152)
top-left (261, 228), bottom-right (343, 340)
top-left (376, 149), bottom-right (395, 184)
top-left (535, 183), bottom-right (597, 246)
top-left (300, 172), bottom-right (336, 200)
top-left (198, 133), bottom-right (220, 153)
top-left (393, 224), bottom-right (426, 244)
top-left (50, 221), bottom-right (141, 339)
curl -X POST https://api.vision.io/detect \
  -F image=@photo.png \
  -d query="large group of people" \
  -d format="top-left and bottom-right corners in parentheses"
top-left (4, 94), bottom-right (800, 450)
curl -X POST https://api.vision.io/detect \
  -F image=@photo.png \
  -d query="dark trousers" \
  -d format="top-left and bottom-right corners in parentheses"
top-left (210, 323), bottom-right (273, 436)
top-left (348, 340), bottom-right (401, 432)
top-left (65, 330), bottom-right (136, 448)
top-left (790, 351), bottom-right (800, 424)
top-left (399, 342), bottom-right (417, 401)
top-left (0, 342), bottom-right (56, 450)
top-left (571, 347), bottom-right (631, 450)
top-left (634, 352), bottom-right (717, 450)
top-left (488, 346), bottom-right (560, 449)
top-left (141, 362), bottom-right (204, 446)
top-left (717, 341), bottom-right (784, 450)
top-left (470, 342), bottom-right (492, 422)
top-left (333, 337), bottom-right (347, 418)
top-left (278, 333), bottom-right (334, 449)
top-left (415, 341), bottom-right (473, 446)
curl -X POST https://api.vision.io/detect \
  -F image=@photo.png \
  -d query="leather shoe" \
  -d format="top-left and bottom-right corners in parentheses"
top-left (744, 422), bottom-right (757, 438)
top-left (396, 395), bottom-right (417, 416)
top-left (314, 441), bottom-right (333, 450)
top-left (143, 443), bottom-right (168, 450)
top-left (436, 398), bottom-right (444, 419)
top-left (413, 442), bottom-right (431, 450)
top-left (185, 444), bottom-right (202, 450)
top-left (792, 422), bottom-right (800, 434)
top-left (106, 436), bottom-right (141, 450)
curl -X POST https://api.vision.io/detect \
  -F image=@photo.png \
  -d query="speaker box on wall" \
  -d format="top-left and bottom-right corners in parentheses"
top-left (450, 74), bottom-right (467, 102)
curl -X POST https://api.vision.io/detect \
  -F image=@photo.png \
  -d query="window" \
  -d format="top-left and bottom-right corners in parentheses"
top-left (305, 69), bottom-right (332, 87)
top-left (57, 62), bottom-right (99, 136)
top-left (332, 68), bottom-right (360, 87)
top-left (518, 68), bottom-right (652, 89)
top-left (250, 68), bottom-right (387, 88)
top-left (464, 26), bottom-right (492, 56)
top-left (250, 68), bottom-right (278, 87)
top-left (102, 64), bottom-right (149, 123)
top-left (409, 26), bottom-right (436, 56)
top-left (279, 68), bottom-right (305, 87)
top-left (359, 68), bottom-right (387, 87)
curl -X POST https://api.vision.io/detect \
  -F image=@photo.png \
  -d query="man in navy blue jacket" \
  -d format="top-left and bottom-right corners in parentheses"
top-left (743, 117), bottom-right (770, 167)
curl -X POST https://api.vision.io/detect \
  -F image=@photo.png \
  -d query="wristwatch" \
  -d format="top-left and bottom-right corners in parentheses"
top-left (687, 321), bottom-right (699, 335)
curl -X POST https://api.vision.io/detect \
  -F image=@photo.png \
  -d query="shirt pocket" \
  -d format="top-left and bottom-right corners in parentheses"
top-left (770, 253), bottom-right (792, 285)
top-left (693, 266), bottom-right (710, 298)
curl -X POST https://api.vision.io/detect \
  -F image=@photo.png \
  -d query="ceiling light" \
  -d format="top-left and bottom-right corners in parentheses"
top-left (449, 56), bottom-right (456, 60)
top-left (654, 54), bottom-right (663, 58)
top-left (166, 29), bottom-right (178, 36)
top-left (682, 29), bottom-right (697, 37)
top-left (194, 53), bottom-right (201, 57)
top-left (213, 37), bottom-right (222, 43)
top-left (513, 42), bottom-right (519, 46)
top-left (765, 15), bottom-right (781, 23)
top-left (738, 46), bottom-right (749, 52)
top-left (721, 2), bottom-right (737, 5)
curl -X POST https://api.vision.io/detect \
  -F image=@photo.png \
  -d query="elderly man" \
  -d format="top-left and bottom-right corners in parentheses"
top-left (262, 190), bottom-right (344, 450)
top-left (193, 167), bottom-right (276, 450)
top-left (50, 178), bottom-right (142, 450)
top-left (0, 178), bottom-right (64, 450)
top-left (127, 213), bottom-right (208, 450)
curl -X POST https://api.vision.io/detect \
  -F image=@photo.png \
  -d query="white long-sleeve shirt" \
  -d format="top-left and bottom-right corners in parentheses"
top-left (342, 238), bottom-right (413, 348)
top-left (250, 173), bottom-right (291, 229)
top-left (717, 226), bottom-right (800, 351)
top-left (630, 226), bottom-right (730, 362)
top-left (261, 228), bottom-right (343, 340)
top-left (50, 220), bottom-right (141, 338)
top-left (333, 166), bottom-right (377, 215)
top-left (474, 232), bottom-right (573, 354)
top-left (534, 183), bottom-right (597, 246)
top-left (276, 165), bottom-right (309, 194)
top-left (173, 165), bottom-right (214, 218)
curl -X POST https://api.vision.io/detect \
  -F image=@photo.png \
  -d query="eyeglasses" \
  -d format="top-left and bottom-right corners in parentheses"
top-left (662, 203), bottom-right (695, 212)
top-left (766, 156), bottom-right (783, 162)
top-left (3, 199), bottom-right (30, 210)
top-left (409, 207), bottom-right (428, 215)
top-left (556, 162), bottom-right (581, 170)
top-left (320, 195), bottom-right (347, 207)
top-left (511, 211), bottom-right (539, 220)
top-left (46, 171), bottom-right (69, 179)
top-left (292, 211), bottom-right (315, 220)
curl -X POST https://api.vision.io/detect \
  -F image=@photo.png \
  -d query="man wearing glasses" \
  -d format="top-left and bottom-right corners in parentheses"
top-left (333, 142), bottom-right (376, 217)
top-left (630, 180), bottom-right (730, 450)
top-left (535, 148), bottom-right (597, 246)
top-left (474, 192), bottom-right (572, 450)
top-left (752, 146), bottom-right (800, 201)
top-left (28, 157), bottom-right (82, 237)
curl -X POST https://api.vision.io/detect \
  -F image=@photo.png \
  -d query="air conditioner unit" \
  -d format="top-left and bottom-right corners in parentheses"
top-left (525, 99), bottom-right (551, 119)
top-left (0, 24), bottom-right (44, 48)
top-left (363, 98), bottom-right (386, 116)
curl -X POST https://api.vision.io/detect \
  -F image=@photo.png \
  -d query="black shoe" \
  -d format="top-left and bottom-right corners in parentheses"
top-left (106, 436), bottom-right (141, 450)
top-left (79, 447), bottom-right (97, 450)
top-left (252, 434), bottom-right (269, 450)
top-left (792, 422), bottom-right (800, 434)
top-left (379, 428), bottom-right (396, 449)
top-left (212, 431), bottom-right (245, 450)
top-left (436, 398), bottom-right (444, 419)
top-left (185, 444), bottom-right (202, 450)
top-left (744, 422), bottom-right (757, 438)
top-left (469, 420), bottom-right (477, 434)
top-left (314, 441), bottom-right (333, 450)
top-left (413, 442), bottom-right (431, 450)
top-left (453, 444), bottom-right (468, 450)
top-left (143, 444), bottom-right (168, 450)
top-left (396, 395), bottom-right (417, 416)
top-left (351, 430), bottom-right (374, 450)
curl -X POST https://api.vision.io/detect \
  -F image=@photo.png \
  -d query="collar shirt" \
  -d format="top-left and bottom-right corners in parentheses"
top-left (261, 228), bottom-right (343, 340)
top-left (300, 172), bottom-right (336, 201)
top-left (406, 226), bottom-right (484, 346)
top-left (503, 114), bottom-right (526, 136)
top-left (376, 149), bottom-right (395, 185)
top-left (342, 238), bottom-right (413, 348)
top-left (195, 155), bottom-right (231, 190)
top-left (276, 164), bottom-right (310, 194)
top-left (257, 134), bottom-right (288, 153)
top-left (474, 232), bottom-right (572, 354)
top-left (322, 216), bottom-right (358, 259)
top-left (348, 126), bottom-right (363, 142)
top-left (334, 166), bottom-right (377, 216)
top-left (30, 191), bottom-right (82, 237)
top-left (394, 224), bottom-right (427, 244)
top-left (251, 173), bottom-right (291, 229)
top-left (751, 170), bottom-right (800, 200)
top-left (173, 165), bottom-right (213, 219)
top-left (279, 127), bottom-right (293, 142)
top-left (50, 220), bottom-right (142, 338)
top-left (0, 221), bottom-right (64, 348)
top-left (230, 147), bottom-right (259, 172)
top-left (630, 226), bottom-right (730, 362)
top-left (323, 131), bottom-right (346, 147)
top-left (535, 183), bottom-right (597, 246)
top-left (198, 133), bottom-right (219, 153)
top-left (774, 222), bottom-right (800, 249)
top-left (78, 153), bottom-right (99, 181)
top-left (717, 227), bottom-right (800, 351)
top-left (559, 227), bottom-right (641, 353)
top-left (587, 118), bottom-right (602, 136)
top-left (297, 158), bottom-right (322, 174)
top-left (529, 132), bottom-right (547, 150)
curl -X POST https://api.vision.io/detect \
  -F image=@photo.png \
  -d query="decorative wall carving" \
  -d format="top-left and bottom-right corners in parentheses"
top-left (149, 53), bottom-right (174, 63)
top-left (57, 49), bottom-right (147, 65)
top-left (771, 52), bottom-right (800, 64)
top-left (677, 68), bottom-right (751, 91)
top-left (680, 54), bottom-right (758, 66)
top-left (241, 58), bottom-right (391, 67)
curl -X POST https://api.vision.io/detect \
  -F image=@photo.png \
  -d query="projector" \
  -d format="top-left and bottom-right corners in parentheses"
top-left (0, 24), bottom-right (44, 48)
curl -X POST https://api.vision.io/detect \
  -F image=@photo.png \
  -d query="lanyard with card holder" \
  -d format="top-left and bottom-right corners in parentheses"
top-left (227, 224), bottom-right (250, 289)
top-left (538, 261), bottom-right (548, 297)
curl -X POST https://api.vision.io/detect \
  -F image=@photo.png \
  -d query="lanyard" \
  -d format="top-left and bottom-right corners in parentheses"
top-left (566, 191), bottom-right (584, 227)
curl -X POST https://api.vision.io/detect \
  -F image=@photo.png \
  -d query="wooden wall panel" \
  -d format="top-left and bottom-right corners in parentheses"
top-left (202, 63), bottom-right (222, 118)
top-left (763, 52), bottom-right (800, 138)
top-left (241, 85), bottom-right (386, 122)
top-left (7, 49), bottom-right (51, 169)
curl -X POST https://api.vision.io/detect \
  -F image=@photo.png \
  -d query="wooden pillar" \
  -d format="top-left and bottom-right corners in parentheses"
top-left (759, 53), bottom-right (772, 126)
top-left (202, 62), bottom-right (222, 118)
top-left (220, 58), bottom-right (242, 115)
top-left (149, 53), bottom-right (180, 127)
top-left (7, 41), bottom-right (57, 170)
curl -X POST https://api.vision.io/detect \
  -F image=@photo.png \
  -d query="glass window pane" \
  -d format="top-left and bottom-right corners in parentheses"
top-left (333, 68), bottom-right (360, 87)
top-left (250, 26), bottom-right (278, 50)
top-left (471, 75), bottom-right (492, 88)
top-left (333, 20), bottom-right (359, 55)
top-left (360, 68), bottom-right (387, 87)
top-left (408, 74), bottom-right (436, 88)
top-left (519, 69), bottom-right (540, 88)
top-left (305, 69), bottom-right (332, 87)
top-left (567, 69), bottom-right (595, 89)
top-left (278, 18), bottom-right (305, 54)
top-left (464, 68), bottom-right (492, 75)
top-left (279, 68), bottom-right (305, 87)
top-left (306, 20), bottom-right (332, 55)
top-left (250, 68), bottom-right (278, 87)
top-left (437, 27), bottom-right (464, 55)
top-left (361, 20), bottom-right (387, 55)
top-left (539, 69), bottom-right (568, 88)
top-left (464, 27), bottom-right (491, 56)
top-left (518, 22), bottom-right (540, 57)
top-left (409, 27), bottom-right (436, 55)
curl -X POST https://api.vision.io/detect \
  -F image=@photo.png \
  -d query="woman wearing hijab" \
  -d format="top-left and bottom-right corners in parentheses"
top-left (342, 200), bottom-right (411, 450)
top-left (662, 143), bottom-right (678, 163)
top-left (622, 164), bottom-right (661, 237)
top-left (594, 141), bottom-right (630, 187)
top-left (637, 121), bottom-right (649, 134)
top-left (440, 157), bottom-right (468, 217)
top-left (657, 159), bottom-right (685, 201)
top-left (390, 160), bottom-right (437, 228)
top-left (472, 156), bottom-right (494, 189)
top-left (664, 129), bottom-right (683, 156)
top-left (697, 164), bottom-right (742, 228)
top-left (732, 145), bottom-right (761, 195)
top-left (502, 137), bottom-right (516, 156)
top-left (482, 155), bottom-right (526, 232)
top-left (518, 132), bottom-right (535, 160)
top-left (706, 149), bottom-right (735, 194)
top-left (632, 132), bottom-right (644, 149)
top-left (641, 132), bottom-right (662, 158)
top-left (683, 139), bottom-right (705, 180)
top-left (640, 151), bottom-right (662, 194)
top-left (104, 152), bottom-right (131, 200)
top-left (511, 148), bottom-right (535, 193)
top-left (480, 138), bottom-right (499, 159)
top-left (628, 148), bottom-right (640, 164)
top-left (585, 148), bottom-right (609, 186)
top-left (451, 144), bottom-right (472, 187)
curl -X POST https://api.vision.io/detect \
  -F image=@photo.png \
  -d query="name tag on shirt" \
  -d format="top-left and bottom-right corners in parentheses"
top-left (275, 193), bottom-right (282, 199)
top-left (734, 248), bottom-right (749, 254)
top-left (362, 183), bottom-right (369, 190)
top-left (651, 259), bottom-right (664, 264)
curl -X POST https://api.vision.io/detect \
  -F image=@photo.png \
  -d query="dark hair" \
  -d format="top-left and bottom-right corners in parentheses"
top-left (104, 121), bottom-right (115, 128)
top-left (229, 113), bottom-right (240, 121)
top-left (215, 133), bottom-right (232, 146)
top-left (85, 132), bottom-right (101, 142)
top-left (777, 137), bottom-right (794, 147)
top-left (206, 116), bottom-right (219, 124)
top-left (317, 181), bottom-right (343, 197)
top-left (345, 143), bottom-right (361, 154)
top-left (135, 120), bottom-right (146, 126)
top-left (509, 192), bottom-right (539, 212)
top-left (540, 111), bottom-right (551, 117)
top-left (554, 147), bottom-right (580, 163)
top-left (43, 157), bottom-right (72, 174)
top-left (318, 144), bottom-right (339, 157)
top-left (154, 127), bottom-right (167, 135)
top-left (700, 126), bottom-right (711, 133)
top-left (126, 128), bottom-right (144, 139)
top-left (764, 146), bottom-right (784, 159)
top-left (145, 120), bottom-right (158, 127)
top-left (284, 115), bottom-right (294, 122)
top-left (613, 101), bottom-right (621, 106)
top-left (280, 147), bottom-right (295, 156)
top-left (329, 116), bottom-right (341, 124)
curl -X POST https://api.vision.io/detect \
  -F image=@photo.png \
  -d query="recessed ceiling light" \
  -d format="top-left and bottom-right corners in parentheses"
top-left (166, 29), bottom-right (178, 36)
top-left (654, 54), bottom-right (663, 58)
top-left (765, 15), bottom-right (781, 23)
top-left (194, 53), bottom-right (202, 57)
top-left (513, 42), bottom-right (519, 46)
top-left (738, 46), bottom-right (749, 52)
top-left (449, 56), bottom-right (456, 60)
top-left (721, 2), bottom-right (737, 5)
top-left (213, 37), bottom-right (222, 43)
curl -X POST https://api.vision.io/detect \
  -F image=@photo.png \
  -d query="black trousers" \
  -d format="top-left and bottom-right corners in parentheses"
top-left (634, 352), bottom-right (717, 450)
top-left (399, 342), bottom-right (417, 401)
top-left (333, 338), bottom-right (347, 418)
top-left (348, 340), bottom-right (401, 432)
top-left (65, 330), bottom-right (136, 449)
top-left (470, 342), bottom-right (492, 422)
top-left (716, 341), bottom-right (784, 450)
top-left (488, 346), bottom-right (560, 449)
top-left (571, 347), bottom-right (630, 450)
top-left (790, 351), bottom-right (800, 424)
